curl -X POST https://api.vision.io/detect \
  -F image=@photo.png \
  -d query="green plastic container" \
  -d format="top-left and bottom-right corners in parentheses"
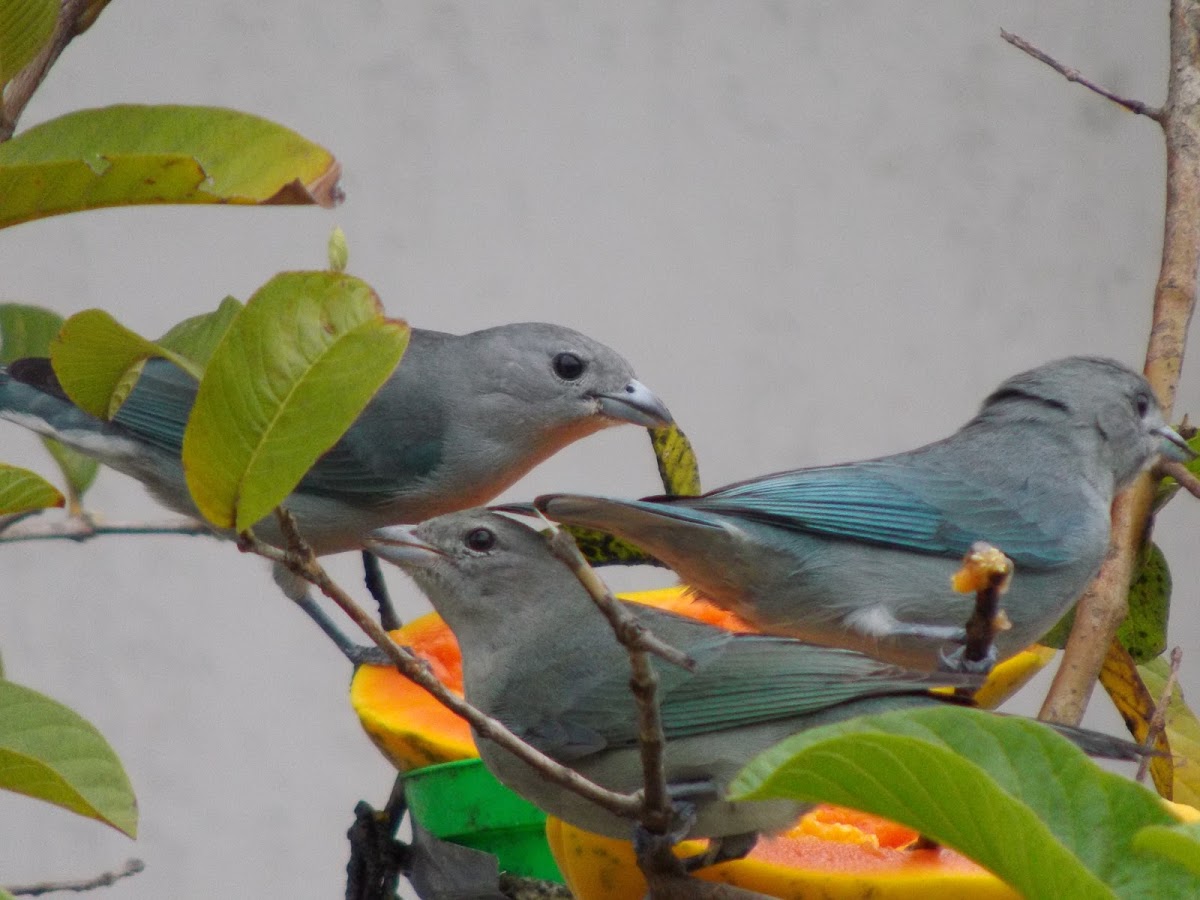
top-left (404, 758), bottom-right (564, 883)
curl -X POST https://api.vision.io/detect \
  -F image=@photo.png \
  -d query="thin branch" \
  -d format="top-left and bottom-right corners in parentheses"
top-left (7, 859), bottom-right (144, 896)
top-left (361, 550), bottom-right (401, 630)
top-left (240, 508), bottom-right (642, 822)
top-left (0, 515), bottom-right (213, 544)
top-left (1000, 29), bottom-right (1164, 121)
top-left (542, 526), bottom-right (696, 674)
top-left (543, 526), bottom-right (676, 836)
top-left (0, 0), bottom-right (94, 142)
top-left (1137, 646), bottom-right (1183, 784)
top-left (1035, 0), bottom-right (1200, 726)
top-left (1158, 459), bottom-right (1200, 500)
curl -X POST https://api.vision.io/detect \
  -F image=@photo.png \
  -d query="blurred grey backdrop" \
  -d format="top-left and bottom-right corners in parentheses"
top-left (1, 2), bottom-right (1197, 898)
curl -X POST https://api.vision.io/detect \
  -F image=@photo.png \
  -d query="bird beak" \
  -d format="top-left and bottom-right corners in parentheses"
top-left (365, 525), bottom-right (445, 568)
top-left (595, 379), bottom-right (673, 428)
top-left (1153, 425), bottom-right (1196, 461)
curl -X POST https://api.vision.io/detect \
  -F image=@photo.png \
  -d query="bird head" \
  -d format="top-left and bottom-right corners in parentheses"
top-left (981, 356), bottom-right (1193, 490)
top-left (464, 323), bottom-right (673, 434)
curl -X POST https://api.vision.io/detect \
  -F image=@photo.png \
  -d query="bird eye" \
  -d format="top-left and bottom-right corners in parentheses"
top-left (465, 528), bottom-right (496, 552)
top-left (1134, 392), bottom-right (1152, 418)
top-left (552, 352), bottom-right (586, 381)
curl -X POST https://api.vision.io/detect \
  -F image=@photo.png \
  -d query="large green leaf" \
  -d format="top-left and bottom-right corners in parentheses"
top-left (0, 105), bottom-right (341, 228)
top-left (0, 462), bottom-right (62, 513)
top-left (49, 308), bottom-right (197, 418)
top-left (182, 271), bottom-right (409, 532)
top-left (0, 0), bottom-right (56, 85)
top-left (1133, 822), bottom-right (1200, 877)
top-left (0, 679), bottom-right (136, 837)
top-left (731, 706), bottom-right (1200, 898)
top-left (1141, 657), bottom-right (1200, 808)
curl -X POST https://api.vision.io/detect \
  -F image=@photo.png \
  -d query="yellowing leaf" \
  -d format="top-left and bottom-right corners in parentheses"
top-left (49, 309), bottom-right (195, 418)
top-left (1100, 638), bottom-right (1173, 798)
top-left (650, 424), bottom-right (701, 496)
top-left (0, 105), bottom-right (341, 229)
top-left (0, 463), bottom-right (62, 514)
top-left (182, 271), bottom-right (409, 533)
top-left (1142, 656), bottom-right (1200, 808)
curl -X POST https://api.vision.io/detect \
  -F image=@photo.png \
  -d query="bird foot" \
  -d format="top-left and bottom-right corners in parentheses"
top-left (938, 644), bottom-right (997, 675)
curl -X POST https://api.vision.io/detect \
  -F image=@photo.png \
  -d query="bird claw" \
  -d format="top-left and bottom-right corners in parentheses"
top-left (633, 800), bottom-right (696, 877)
top-left (938, 644), bottom-right (997, 675)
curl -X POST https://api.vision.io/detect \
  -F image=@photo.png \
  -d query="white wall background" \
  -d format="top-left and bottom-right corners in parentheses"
top-left (0, 3), bottom-right (1196, 898)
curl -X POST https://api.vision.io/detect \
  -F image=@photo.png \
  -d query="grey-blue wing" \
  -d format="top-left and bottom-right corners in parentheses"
top-left (667, 460), bottom-right (1075, 568)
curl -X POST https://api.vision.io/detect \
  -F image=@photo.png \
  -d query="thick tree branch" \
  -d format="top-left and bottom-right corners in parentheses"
top-left (0, 0), bottom-right (95, 142)
top-left (1009, 4), bottom-right (1200, 727)
top-left (241, 509), bottom-right (643, 822)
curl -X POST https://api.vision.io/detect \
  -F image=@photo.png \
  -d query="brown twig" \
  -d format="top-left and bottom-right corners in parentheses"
top-left (543, 526), bottom-right (680, 836)
top-left (241, 508), bottom-right (642, 822)
top-left (7, 858), bottom-right (144, 896)
top-left (1013, 3), bottom-right (1200, 727)
top-left (1137, 646), bottom-right (1183, 784)
top-left (0, 0), bottom-right (94, 142)
top-left (0, 514), bottom-right (213, 544)
top-left (999, 29), bottom-right (1164, 121)
top-left (1158, 459), bottom-right (1200, 500)
top-left (543, 527), bottom-right (696, 674)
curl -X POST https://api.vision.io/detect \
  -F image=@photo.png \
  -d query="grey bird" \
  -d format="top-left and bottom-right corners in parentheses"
top-left (536, 357), bottom-right (1192, 670)
top-left (0, 322), bottom-right (672, 553)
top-left (365, 509), bottom-right (984, 851)
top-left (367, 510), bottom-right (1146, 857)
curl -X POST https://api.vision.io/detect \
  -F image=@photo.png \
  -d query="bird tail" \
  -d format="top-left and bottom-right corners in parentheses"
top-left (1003, 715), bottom-right (1152, 761)
top-left (536, 493), bottom-right (724, 534)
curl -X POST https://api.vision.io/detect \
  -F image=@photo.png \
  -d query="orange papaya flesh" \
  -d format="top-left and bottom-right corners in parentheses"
top-left (546, 808), bottom-right (1020, 900)
top-left (348, 586), bottom-right (753, 771)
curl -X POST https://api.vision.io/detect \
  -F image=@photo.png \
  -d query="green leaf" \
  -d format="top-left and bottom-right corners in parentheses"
top-left (1134, 822), bottom-right (1200, 877)
top-left (328, 226), bottom-right (349, 273)
top-left (1141, 656), bottom-right (1200, 808)
top-left (0, 302), bottom-right (62, 362)
top-left (0, 0), bottom-right (56, 85)
top-left (0, 887), bottom-right (14, 900)
top-left (41, 437), bottom-right (99, 510)
top-left (0, 679), bottom-right (137, 837)
top-left (0, 462), bottom-right (62, 514)
top-left (49, 309), bottom-right (197, 418)
top-left (0, 105), bottom-right (342, 229)
top-left (1041, 542), bottom-right (1169, 662)
top-left (566, 524), bottom-right (663, 567)
top-left (731, 706), bottom-right (1200, 897)
top-left (156, 296), bottom-right (243, 371)
top-left (182, 271), bottom-right (409, 532)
